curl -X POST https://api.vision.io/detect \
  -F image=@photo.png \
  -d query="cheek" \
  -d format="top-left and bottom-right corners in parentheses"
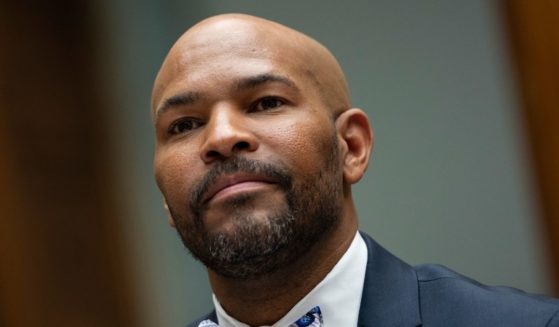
top-left (257, 114), bottom-right (335, 173)
top-left (154, 146), bottom-right (200, 203)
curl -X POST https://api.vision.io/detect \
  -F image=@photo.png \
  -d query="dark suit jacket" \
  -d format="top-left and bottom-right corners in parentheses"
top-left (187, 232), bottom-right (559, 326)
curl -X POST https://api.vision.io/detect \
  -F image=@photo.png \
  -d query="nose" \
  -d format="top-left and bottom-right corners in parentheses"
top-left (200, 105), bottom-right (258, 163)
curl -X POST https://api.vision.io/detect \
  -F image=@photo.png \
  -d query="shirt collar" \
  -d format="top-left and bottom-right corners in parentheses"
top-left (213, 231), bottom-right (368, 327)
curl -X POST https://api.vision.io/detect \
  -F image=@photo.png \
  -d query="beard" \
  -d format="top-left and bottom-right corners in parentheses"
top-left (168, 137), bottom-right (342, 279)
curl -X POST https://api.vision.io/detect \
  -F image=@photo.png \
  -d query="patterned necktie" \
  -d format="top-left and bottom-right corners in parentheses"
top-left (198, 306), bottom-right (323, 327)
top-left (289, 306), bottom-right (322, 327)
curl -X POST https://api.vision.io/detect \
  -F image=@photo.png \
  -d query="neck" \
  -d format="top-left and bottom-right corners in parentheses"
top-left (208, 205), bottom-right (358, 326)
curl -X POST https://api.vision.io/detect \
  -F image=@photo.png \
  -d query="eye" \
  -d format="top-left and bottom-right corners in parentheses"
top-left (250, 96), bottom-right (286, 112)
top-left (168, 118), bottom-right (203, 135)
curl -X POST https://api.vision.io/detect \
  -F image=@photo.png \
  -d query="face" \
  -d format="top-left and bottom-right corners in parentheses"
top-left (153, 25), bottom-right (345, 278)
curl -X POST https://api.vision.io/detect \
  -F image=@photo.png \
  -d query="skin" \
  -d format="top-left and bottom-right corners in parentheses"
top-left (152, 14), bottom-right (373, 326)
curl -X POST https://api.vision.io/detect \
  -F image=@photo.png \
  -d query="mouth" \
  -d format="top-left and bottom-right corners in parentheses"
top-left (201, 172), bottom-right (276, 205)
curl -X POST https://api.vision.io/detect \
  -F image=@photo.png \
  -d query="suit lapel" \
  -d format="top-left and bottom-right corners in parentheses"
top-left (358, 232), bottom-right (422, 327)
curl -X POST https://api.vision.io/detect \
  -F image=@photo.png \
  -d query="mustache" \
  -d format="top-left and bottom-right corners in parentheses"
top-left (189, 157), bottom-right (292, 213)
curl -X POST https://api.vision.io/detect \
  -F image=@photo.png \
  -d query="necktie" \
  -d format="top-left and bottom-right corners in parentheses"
top-left (198, 306), bottom-right (323, 327)
top-left (289, 306), bottom-right (322, 327)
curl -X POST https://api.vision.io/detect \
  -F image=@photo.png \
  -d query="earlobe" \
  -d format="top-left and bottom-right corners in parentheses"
top-left (164, 201), bottom-right (176, 228)
top-left (335, 108), bottom-right (374, 184)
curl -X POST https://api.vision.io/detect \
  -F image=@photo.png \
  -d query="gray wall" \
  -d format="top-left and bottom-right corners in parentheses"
top-left (95, 1), bottom-right (551, 326)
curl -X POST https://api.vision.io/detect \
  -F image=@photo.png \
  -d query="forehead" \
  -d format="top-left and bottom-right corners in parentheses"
top-left (152, 21), bottom-right (317, 110)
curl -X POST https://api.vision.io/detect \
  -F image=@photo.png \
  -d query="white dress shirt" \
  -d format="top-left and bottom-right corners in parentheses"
top-left (213, 231), bottom-right (368, 327)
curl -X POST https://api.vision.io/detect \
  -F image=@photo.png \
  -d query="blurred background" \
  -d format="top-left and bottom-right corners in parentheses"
top-left (1, 0), bottom-right (558, 326)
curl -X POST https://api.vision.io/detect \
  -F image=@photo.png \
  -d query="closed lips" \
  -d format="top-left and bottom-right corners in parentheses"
top-left (202, 173), bottom-right (276, 204)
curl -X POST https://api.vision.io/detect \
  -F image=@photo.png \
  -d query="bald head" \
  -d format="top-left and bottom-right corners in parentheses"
top-left (152, 14), bottom-right (350, 118)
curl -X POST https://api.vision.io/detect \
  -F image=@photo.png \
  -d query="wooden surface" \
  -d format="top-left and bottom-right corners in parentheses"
top-left (0, 2), bottom-right (138, 326)
top-left (503, 0), bottom-right (559, 294)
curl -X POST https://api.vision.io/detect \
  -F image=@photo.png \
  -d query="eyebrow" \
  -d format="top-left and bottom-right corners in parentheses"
top-left (155, 73), bottom-right (299, 119)
top-left (155, 91), bottom-right (201, 118)
top-left (236, 73), bottom-right (298, 91)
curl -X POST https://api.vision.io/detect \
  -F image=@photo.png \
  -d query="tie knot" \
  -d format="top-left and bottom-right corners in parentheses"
top-left (290, 306), bottom-right (323, 327)
top-left (198, 305), bottom-right (323, 327)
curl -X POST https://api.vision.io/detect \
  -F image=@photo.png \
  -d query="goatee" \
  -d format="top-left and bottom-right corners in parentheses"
top-left (169, 141), bottom-right (342, 279)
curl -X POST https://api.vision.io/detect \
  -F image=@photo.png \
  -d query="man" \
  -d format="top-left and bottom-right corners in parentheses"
top-left (151, 13), bottom-right (559, 327)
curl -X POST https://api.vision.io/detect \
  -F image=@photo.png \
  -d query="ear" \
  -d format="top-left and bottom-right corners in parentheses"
top-left (163, 201), bottom-right (176, 228)
top-left (335, 108), bottom-right (374, 184)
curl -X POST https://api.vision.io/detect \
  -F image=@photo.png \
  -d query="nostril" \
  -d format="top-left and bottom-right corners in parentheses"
top-left (204, 141), bottom-right (250, 160)
top-left (233, 141), bottom-right (250, 151)
top-left (206, 150), bottom-right (221, 158)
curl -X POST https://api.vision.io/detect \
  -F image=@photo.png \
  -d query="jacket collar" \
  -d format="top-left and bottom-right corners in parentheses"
top-left (358, 232), bottom-right (422, 327)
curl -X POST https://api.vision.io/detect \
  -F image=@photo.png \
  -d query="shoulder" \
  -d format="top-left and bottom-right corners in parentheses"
top-left (414, 264), bottom-right (559, 326)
